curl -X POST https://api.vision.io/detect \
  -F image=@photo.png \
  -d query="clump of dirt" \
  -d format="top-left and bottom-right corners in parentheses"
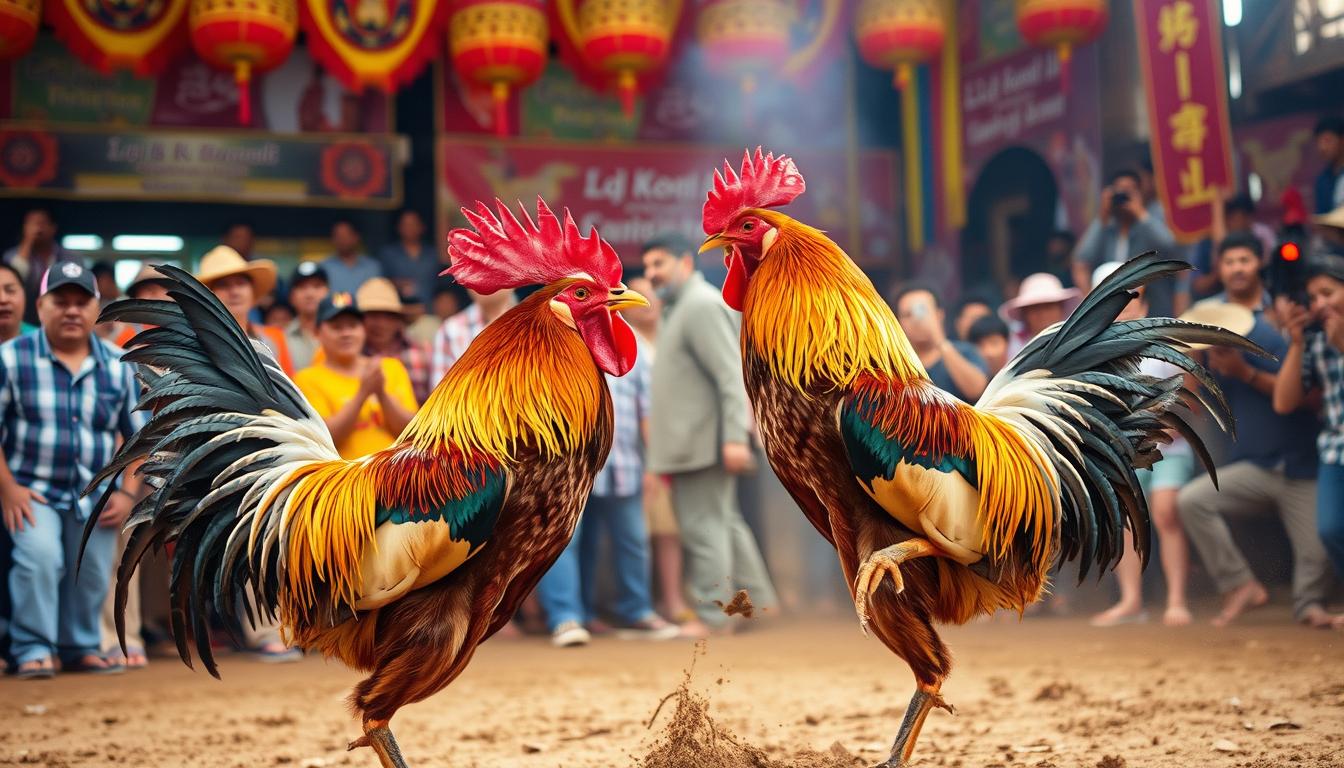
top-left (641, 642), bottom-right (862, 768)
top-left (1033, 681), bottom-right (1076, 701)
top-left (714, 589), bottom-right (755, 618)
top-left (1096, 756), bottom-right (1127, 768)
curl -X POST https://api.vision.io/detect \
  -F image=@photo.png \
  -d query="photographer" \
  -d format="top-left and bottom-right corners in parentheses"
top-left (1273, 253), bottom-right (1344, 591)
top-left (1074, 169), bottom-right (1182, 316)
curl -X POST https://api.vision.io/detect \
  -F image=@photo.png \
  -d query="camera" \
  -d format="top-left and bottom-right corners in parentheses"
top-left (1268, 237), bottom-right (1322, 333)
top-left (1111, 191), bottom-right (1130, 211)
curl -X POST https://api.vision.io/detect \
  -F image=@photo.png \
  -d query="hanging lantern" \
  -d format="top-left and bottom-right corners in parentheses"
top-left (696, 0), bottom-right (791, 96)
top-left (1015, 0), bottom-right (1107, 91)
top-left (299, 0), bottom-right (450, 93)
top-left (189, 0), bottom-right (298, 125)
top-left (854, 0), bottom-right (945, 90)
top-left (46, 0), bottom-right (189, 76)
top-left (449, 0), bottom-right (549, 137)
top-left (555, 0), bottom-right (681, 116)
top-left (0, 0), bottom-right (39, 61)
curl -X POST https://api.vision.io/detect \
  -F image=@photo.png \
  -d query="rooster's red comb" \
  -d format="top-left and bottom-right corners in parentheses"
top-left (446, 197), bottom-right (622, 294)
top-left (702, 147), bottom-right (806, 235)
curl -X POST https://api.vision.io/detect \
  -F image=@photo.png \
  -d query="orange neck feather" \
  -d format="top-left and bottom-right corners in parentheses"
top-left (402, 287), bottom-right (606, 461)
top-left (741, 212), bottom-right (926, 390)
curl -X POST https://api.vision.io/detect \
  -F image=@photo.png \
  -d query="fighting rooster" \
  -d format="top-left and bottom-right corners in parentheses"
top-left (82, 200), bottom-right (647, 768)
top-left (698, 150), bottom-right (1259, 767)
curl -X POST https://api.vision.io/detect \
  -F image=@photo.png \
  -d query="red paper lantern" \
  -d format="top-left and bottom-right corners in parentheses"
top-left (189, 0), bottom-right (298, 124)
top-left (1015, 0), bottom-right (1107, 91)
top-left (854, 0), bottom-right (945, 90)
top-left (449, 0), bottom-right (549, 137)
top-left (555, 0), bottom-right (681, 116)
top-left (696, 0), bottom-right (793, 96)
top-left (0, 0), bottom-right (39, 61)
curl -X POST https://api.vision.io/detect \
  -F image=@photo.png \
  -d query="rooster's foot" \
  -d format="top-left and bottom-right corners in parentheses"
top-left (853, 538), bottom-right (938, 635)
top-left (347, 719), bottom-right (409, 768)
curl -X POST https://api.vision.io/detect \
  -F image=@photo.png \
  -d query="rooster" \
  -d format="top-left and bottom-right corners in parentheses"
top-left (698, 150), bottom-right (1260, 768)
top-left (81, 199), bottom-right (648, 768)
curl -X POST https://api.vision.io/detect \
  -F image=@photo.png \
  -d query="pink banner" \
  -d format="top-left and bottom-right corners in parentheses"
top-left (1233, 112), bottom-right (1320, 224)
top-left (437, 139), bottom-right (900, 267)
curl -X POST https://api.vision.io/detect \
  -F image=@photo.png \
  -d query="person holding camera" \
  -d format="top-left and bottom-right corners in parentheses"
top-left (891, 284), bottom-right (989, 402)
top-left (1273, 253), bottom-right (1344, 603)
top-left (1074, 169), bottom-right (1182, 316)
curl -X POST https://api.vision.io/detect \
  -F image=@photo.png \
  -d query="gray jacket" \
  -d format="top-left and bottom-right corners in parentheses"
top-left (1076, 212), bottom-right (1182, 315)
top-left (647, 272), bottom-right (751, 474)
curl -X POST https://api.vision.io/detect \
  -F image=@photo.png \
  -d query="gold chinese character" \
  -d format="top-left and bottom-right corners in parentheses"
top-left (1176, 156), bottom-right (1218, 209)
top-left (1169, 102), bottom-right (1208, 153)
top-left (1175, 51), bottom-right (1192, 100)
top-left (1159, 1), bottom-right (1199, 53)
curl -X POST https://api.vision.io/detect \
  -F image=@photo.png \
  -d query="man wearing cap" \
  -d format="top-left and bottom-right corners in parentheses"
top-left (1177, 232), bottom-right (1339, 629)
top-left (295, 294), bottom-right (417, 460)
top-left (0, 263), bottom-right (148, 678)
top-left (285, 261), bottom-right (329, 371)
top-left (357, 277), bottom-right (431, 404)
top-left (195, 245), bottom-right (294, 376)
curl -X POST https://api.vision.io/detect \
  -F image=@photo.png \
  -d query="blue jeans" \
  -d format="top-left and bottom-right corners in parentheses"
top-left (1318, 462), bottom-right (1344, 578)
top-left (7, 500), bottom-right (116, 665)
top-left (578, 493), bottom-right (656, 625)
top-left (535, 517), bottom-right (586, 632)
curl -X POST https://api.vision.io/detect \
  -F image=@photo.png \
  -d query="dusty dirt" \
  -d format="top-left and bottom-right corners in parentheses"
top-left (2, 616), bottom-right (1342, 768)
top-left (714, 590), bottom-right (756, 619)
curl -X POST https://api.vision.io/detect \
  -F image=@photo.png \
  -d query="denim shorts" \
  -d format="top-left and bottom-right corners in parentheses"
top-left (1137, 452), bottom-right (1195, 494)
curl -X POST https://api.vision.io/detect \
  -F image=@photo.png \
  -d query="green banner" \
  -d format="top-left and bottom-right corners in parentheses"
top-left (12, 37), bottom-right (157, 125)
top-left (0, 123), bottom-right (403, 207)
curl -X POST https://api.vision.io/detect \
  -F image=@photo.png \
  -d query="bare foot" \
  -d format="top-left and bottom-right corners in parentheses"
top-left (1090, 602), bottom-right (1148, 627)
top-left (1299, 604), bottom-right (1344, 630)
top-left (1211, 581), bottom-right (1268, 627)
top-left (1163, 605), bottom-right (1192, 626)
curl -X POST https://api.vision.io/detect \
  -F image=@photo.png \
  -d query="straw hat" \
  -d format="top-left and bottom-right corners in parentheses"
top-left (355, 277), bottom-right (405, 315)
top-left (1177, 300), bottom-right (1256, 350)
top-left (195, 245), bottom-right (277, 298)
top-left (1001, 273), bottom-right (1081, 321)
top-left (126, 262), bottom-right (167, 297)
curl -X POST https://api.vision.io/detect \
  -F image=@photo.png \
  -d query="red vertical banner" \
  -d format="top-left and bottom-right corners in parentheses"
top-left (1134, 0), bottom-right (1235, 242)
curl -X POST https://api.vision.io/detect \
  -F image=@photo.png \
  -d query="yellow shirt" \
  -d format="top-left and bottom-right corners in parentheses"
top-left (295, 357), bottom-right (418, 459)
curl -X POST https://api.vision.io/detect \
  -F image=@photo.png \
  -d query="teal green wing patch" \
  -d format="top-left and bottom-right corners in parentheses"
top-left (839, 379), bottom-right (978, 489)
top-left (374, 458), bottom-right (508, 554)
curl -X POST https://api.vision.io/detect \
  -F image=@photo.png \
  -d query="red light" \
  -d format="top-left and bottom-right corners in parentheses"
top-left (1281, 243), bottom-right (1301, 262)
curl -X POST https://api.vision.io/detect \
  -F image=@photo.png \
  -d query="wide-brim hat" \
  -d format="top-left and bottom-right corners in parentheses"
top-left (195, 245), bottom-right (277, 299)
top-left (355, 277), bottom-right (405, 315)
top-left (1001, 272), bottom-right (1081, 322)
top-left (1177, 300), bottom-right (1256, 350)
top-left (127, 262), bottom-right (167, 297)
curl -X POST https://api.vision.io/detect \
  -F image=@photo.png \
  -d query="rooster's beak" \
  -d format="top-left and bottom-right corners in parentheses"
top-left (606, 285), bottom-right (650, 311)
top-left (699, 233), bottom-right (730, 254)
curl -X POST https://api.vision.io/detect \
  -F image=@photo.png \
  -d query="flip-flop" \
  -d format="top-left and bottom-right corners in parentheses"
top-left (64, 655), bottom-right (125, 675)
top-left (15, 658), bottom-right (55, 680)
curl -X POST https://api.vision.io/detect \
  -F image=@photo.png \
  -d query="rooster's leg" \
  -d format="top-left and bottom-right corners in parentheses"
top-left (853, 538), bottom-right (938, 634)
top-left (875, 683), bottom-right (955, 768)
top-left (348, 718), bottom-right (410, 768)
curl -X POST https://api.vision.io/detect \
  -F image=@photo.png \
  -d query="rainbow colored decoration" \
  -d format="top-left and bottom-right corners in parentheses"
top-left (554, 0), bottom-right (681, 116)
top-left (189, 0), bottom-right (299, 125)
top-left (300, 0), bottom-right (449, 92)
top-left (45, 0), bottom-right (189, 76)
top-left (448, 0), bottom-right (549, 137)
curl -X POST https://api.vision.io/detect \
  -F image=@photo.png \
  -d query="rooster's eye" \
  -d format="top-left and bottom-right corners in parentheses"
top-left (742, 220), bottom-right (755, 232)
top-left (574, 287), bottom-right (590, 300)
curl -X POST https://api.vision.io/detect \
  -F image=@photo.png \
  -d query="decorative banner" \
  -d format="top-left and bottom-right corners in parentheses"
top-left (0, 122), bottom-right (403, 206)
top-left (45, 0), bottom-right (189, 76)
top-left (300, 0), bottom-right (449, 92)
top-left (1233, 112), bottom-right (1320, 223)
top-left (7, 36), bottom-right (391, 132)
top-left (1134, 0), bottom-right (1234, 241)
top-left (436, 138), bottom-right (900, 267)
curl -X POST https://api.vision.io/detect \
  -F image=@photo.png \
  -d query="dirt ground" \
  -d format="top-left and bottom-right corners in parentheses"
top-left (2, 615), bottom-right (1341, 768)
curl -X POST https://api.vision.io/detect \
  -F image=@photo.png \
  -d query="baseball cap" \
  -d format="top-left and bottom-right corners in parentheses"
top-left (41, 261), bottom-right (99, 299)
top-left (316, 292), bottom-right (363, 324)
top-left (290, 260), bottom-right (329, 286)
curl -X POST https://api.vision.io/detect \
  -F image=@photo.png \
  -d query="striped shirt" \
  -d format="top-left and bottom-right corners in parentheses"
top-left (592, 343), bottom-right (651, 498)
top-left (0, 331), bottom-right (149, 519)
top-left (1302, 331), bottom-right (1344, 465)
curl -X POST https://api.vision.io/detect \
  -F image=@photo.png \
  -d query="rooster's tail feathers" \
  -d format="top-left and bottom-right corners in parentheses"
top-left (978, 252), bottom-right (1265, 582)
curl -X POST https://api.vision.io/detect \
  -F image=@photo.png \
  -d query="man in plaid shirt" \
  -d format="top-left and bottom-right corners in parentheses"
top-left (536, 342), bottom-right (679, 646)
top-left (0, 263), bottom-right (147, 678)
top-left (430, 288), bottom-right (516, 383)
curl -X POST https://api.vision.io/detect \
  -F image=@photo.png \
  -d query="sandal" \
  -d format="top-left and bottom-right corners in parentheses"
top-left (103, 646), bottom-right (149, 670)
top-left (16, 656), bottom-right (56, 680)
top-left (64, 654), bottom-right (125, 675)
